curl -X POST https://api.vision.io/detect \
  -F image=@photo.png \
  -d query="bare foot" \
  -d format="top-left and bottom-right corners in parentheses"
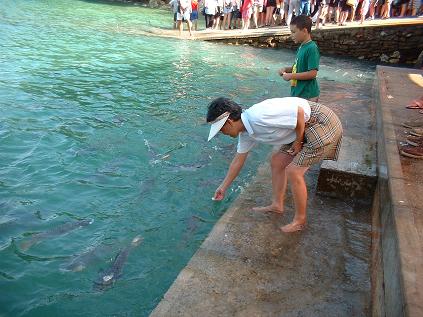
top-left (252, 205), bottom-right (284, 214)
top-left (280, 221), bottom-right (305, 233)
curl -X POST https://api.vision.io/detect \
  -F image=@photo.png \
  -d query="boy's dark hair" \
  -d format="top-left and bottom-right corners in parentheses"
top-left (290, 15), bottom-right (312, 34)
top-left (207, 97), bottom-right (242, 123)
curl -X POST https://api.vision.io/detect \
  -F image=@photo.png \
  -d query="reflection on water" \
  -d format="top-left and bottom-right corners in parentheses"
top-left (0, 0), bottom-right (375, 316)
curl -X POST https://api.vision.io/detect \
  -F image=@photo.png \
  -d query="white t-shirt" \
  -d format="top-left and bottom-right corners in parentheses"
top-left (205, 0), bottom-right (217, 12)
top-left (237, 97), bottom-right (311, 153)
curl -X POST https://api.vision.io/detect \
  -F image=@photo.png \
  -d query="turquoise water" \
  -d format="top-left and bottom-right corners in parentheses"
top-left (0, 1), bottom-right (375, 316)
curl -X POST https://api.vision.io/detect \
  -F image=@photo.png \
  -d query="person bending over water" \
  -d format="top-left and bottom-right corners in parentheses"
top-left (207, 97), bottom-right (343, 233)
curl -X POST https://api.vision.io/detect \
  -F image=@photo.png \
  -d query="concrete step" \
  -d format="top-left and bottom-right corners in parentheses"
top-left (316, 135), bottom-right (377, 200)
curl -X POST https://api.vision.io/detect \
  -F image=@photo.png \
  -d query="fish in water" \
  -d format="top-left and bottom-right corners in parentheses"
top-left (168, 162), bottom-right (208, 172)
top-left (93, 236), bottom-right (143, 291)
top-left (20, 219), bottom-right (94, 251)
top-left (61, 243), bottom-right (114, 272)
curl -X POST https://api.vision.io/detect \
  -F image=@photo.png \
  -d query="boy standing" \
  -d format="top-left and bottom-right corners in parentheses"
top-left (279, 15), bottom-right (320, 102)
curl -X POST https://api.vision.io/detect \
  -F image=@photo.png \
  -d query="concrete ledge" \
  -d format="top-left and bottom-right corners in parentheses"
top-left (316, 135), bottom-right (377, 200)
top-left (207, 19), bottom-right (423, 64)
top-left (373, 66), bottom-right (423, 317)
top-left (137, 18), bottom-right (423, 64)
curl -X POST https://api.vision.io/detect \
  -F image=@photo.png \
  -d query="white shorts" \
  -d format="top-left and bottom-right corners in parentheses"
top-left (177, 10), bottom-right (191, 21)
top-left (223, 6), bottom-right (233, 13)
top-left (252, 3), bottom-right (264, 12)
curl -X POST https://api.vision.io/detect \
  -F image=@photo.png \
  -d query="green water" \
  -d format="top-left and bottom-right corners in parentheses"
top-left (0, 0), bottom-right (375, 316)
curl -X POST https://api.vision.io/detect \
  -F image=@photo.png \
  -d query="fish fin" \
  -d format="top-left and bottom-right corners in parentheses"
top-left (131, 235), bottom-right (143, 246)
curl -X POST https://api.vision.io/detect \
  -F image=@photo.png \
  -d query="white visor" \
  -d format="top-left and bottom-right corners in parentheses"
top-left (207, 111), bottom-right (230, 141)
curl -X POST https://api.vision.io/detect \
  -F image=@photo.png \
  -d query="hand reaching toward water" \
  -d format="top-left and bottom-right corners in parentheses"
top-left (213, 186), bottom-right (225, 201)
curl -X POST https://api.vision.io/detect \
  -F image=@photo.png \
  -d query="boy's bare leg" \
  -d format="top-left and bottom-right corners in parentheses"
top-left (253, 10), bottom-right (259, 27)
top-left (187, 20), bottom-right (192, 36)
top-left (281, 164), bottom-right (309, 232)
top-left (178, 20), bottom-right (183, 36)
top-left (253, 152), bottom-right (293, 213)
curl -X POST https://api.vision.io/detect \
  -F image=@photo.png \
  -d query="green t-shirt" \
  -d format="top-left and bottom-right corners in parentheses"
top-left (290, 40), bottom-right (320, 99)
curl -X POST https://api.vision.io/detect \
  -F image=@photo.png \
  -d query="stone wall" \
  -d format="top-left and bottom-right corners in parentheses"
top-left (215, 24), bottom-right (423, 65)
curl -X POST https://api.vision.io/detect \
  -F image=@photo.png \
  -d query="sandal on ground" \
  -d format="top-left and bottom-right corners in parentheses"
top-left (410, 127), bottom-right (423, 137)
top-left (403, 120), bottom-right (423, 129)
top-left (406, 99), bottom-right (423, 109)
top-left (400, 145), bottom-right (423, 159)
top-left (406, 135), bottom-right (423, 147)
top-left (280, 222), bottom-right (305, 233)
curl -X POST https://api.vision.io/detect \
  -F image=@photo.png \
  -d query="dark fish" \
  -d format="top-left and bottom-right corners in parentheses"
top-left (61, 243), bottom-right (114, 272)
top-left (168, 163), bottom-right (208, 172)
top-left (146, 140), bottom-right (186, 164)
top-left (139, 178), bottom-right (155, 196)
top-left (20, 219), bottom-right (94, 251)
top-left (93, 236), bottom-right (143, 291)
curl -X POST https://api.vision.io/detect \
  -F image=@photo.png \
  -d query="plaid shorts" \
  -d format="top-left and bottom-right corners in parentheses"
top-left (279, 102), bottom-right (343, 167)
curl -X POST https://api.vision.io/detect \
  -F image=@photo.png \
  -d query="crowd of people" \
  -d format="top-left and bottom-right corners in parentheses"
top-left (170, 0), bottom-right (422, 33)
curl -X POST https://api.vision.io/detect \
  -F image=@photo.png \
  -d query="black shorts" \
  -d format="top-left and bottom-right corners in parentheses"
top-left (232, 9), bottom-right (242, 19)
top-left (215, 6), bottom-right (223, 18)
top-left (268, 0), bottom-right (277, 6)
top-left (339, 0), bottom-right (351, 10)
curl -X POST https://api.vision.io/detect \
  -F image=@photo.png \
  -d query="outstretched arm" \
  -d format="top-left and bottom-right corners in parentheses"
top-left (213, 152), bottom-right (249, 200)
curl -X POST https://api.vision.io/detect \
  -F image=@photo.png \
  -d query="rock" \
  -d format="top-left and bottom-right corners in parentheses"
top-left (415, 50), bottom-right (423, 68)
top-left (380, 31), bottom-right (387, 36)
top-left (391, 51), bottom-right (400, 58)
top-left (149, 0), bottom-right (159, 8)
top-left (380, 54), bottom-right (389, 62)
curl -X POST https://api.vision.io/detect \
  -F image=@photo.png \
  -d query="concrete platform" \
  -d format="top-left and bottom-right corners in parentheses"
top-left (373, 66), bottom-right (423, 317)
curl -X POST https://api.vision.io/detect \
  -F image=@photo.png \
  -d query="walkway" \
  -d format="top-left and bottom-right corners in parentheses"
top-left (374, 66), bottom-right (423, 316)
top-left (140, 17), bottom-right (422, 40)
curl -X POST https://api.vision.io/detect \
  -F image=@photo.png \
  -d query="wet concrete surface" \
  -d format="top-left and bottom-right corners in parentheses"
top-left (150, 80), bottom-right (376, 316)
top-left (151, 164), bottom-right (372, 317)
